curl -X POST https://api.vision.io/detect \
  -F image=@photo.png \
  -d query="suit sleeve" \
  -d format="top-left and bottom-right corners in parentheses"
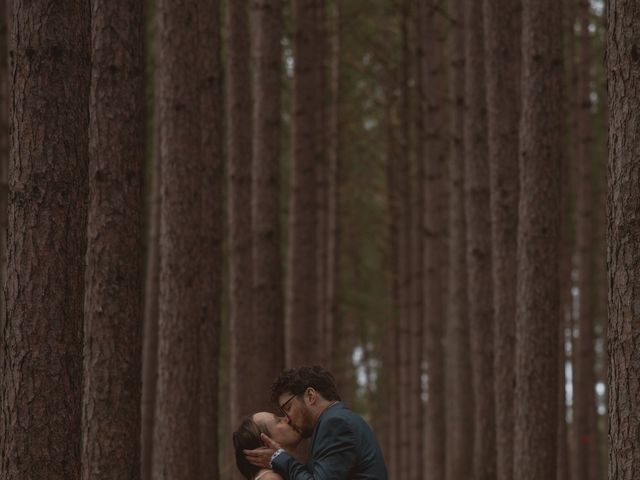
top-left (271, 416), bottom-right (357, 480)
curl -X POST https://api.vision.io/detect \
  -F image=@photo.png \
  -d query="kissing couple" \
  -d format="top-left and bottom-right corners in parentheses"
top-left (233, 365), bottom-right (388, 480)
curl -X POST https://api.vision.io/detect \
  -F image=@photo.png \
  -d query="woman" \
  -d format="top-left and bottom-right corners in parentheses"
top-left (233, 412), bottom-right (301, 480)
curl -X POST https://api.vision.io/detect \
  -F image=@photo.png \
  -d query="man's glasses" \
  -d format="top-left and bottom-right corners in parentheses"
top-left (278, 394), bottom-right (297, 416)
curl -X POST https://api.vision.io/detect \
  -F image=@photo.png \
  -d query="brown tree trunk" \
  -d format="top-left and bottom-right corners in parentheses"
top-left (287, 0), bottom-right (320, 366)
top-left (421, 1), bottom-right (449, 478)
top-left (483, 1), bottom-right (521, 479)
top-left (463, 2), bottom-right (496, 479)
top-left (0, 0), bottom-right (7, 337)
top-left (82, 0), bottom-right (144, 478)
top-left (573, 4), bottom-right (600, 480)
top-left (384, 96), bottom-right (400, 480)
top-left (251, 0), bottom-right (284, 403)
top-left (228, 0), bottom-right (256, 430)
top-left (152, 0), bottom-right (202, 477)
top-left (514, 1), bottom-right (563, 479)
top-left (606, 2), bottom-right (640, 479)
top-left (398, 2), bottom-right (412, 477)
top-left (314, 0), bottom-right (330, 366)
top-left (198, 0), bottom-right (223, 478)
top-left (0, 2), bottom-right (90, 479)
top-left (141, 141), bottom-right (160, 480)
top-left (325, 0), bottom-right (341, 371)
top-left (446, 1), bottom-right (474, 479)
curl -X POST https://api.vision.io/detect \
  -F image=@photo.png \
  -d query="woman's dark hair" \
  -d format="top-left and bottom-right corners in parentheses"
top-left (233, 416), bottom-right (270, 479)
top-left (270, 365), bottom-right (341, 403)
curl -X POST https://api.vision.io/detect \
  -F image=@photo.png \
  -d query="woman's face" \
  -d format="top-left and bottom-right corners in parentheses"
top-left (253, 412), bottom-right (301, 449)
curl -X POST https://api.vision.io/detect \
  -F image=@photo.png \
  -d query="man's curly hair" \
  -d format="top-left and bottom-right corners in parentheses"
top-left (271, 365), bottom-right (341, 404)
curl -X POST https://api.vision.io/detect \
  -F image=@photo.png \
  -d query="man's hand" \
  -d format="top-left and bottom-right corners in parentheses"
top-left (243, 434), bottom-right (282, 469)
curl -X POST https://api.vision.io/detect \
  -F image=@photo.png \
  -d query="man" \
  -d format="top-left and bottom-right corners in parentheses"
top-left (244, 366), bottom-right (388, 480)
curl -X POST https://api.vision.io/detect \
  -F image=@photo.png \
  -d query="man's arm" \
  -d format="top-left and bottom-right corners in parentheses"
top-left (271, 416), bottom-right (357, 480)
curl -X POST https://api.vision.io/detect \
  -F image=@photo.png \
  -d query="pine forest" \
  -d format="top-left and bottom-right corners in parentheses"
top-left (1, 0), bottom-right (638, 479)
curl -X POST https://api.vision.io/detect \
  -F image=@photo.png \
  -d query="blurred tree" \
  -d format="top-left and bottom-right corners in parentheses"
top-left (483, 0), bottom-right (521, 479)
top-left (514, 1), bottom-right (563, 479)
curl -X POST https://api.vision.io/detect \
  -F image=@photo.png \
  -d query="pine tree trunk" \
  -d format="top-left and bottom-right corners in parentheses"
top-left (153, 0), bottom-right (202, 476)
top-left (384, 96), bottom-right (400, 480)
top-left (314, 0), bottom-right (330, 366)
top-left (0, 0), bottom-right (7, 337)
top-left (287, 0), bottom-right (320, 366)
top-left (82, 1), bottom-right (144, 478)
top-left (141, 139), bottom-right (160, 480)
top-left (421, 1), bottom-right (449, 478)
top-left (251, 0), bottom-right (284, 403)
top-left (463, 2), bottom-right (496, 478)
top-left (228, 0), bottom-right (256, 431)
top-left (325, 0), bottom-right (341, 371)
top-left (573, 4), bottom-right (600, 479)
top-left (483, 1), bottom-right (521, 479)
top-left (606, 2), bottom-right (640, 479)
top-left (398, 2), bottom-right (412, 476)
top-left (446, 1), bottom-right (474, 479)
top-left (0, 2), bottom-right (90, 479)
top-left (514, 1), bottom-right (563, 479)
top-left (198, 0), bottom-right (223, 478)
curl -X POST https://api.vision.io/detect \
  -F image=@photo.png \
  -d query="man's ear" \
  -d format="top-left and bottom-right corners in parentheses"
top-left (305, 387), bottom-right (317, 405)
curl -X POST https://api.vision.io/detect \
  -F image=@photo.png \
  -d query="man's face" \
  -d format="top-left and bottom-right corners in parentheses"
top-left (278, 391), bottom-right (315, 439)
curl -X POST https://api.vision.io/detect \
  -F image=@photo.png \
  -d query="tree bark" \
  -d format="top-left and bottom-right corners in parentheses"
top-left (251, 0), bottom-right (284, 404)
top-left (152, 0), bottom-right (202, 477)
top-left (446, 1), bottom-right (474, 479)
top-left (141, 138), bottom-right (160, 480)
top-left (573, 3), bottom-right (600, 480)
top-left (0, 2), bottom-right (90, 479)
top-left (606, 1), bottom-right (640, 479)
top-left (483, 1), bottom-right (521, 479)
top-left (286, 0), bottom-right (320, 366)
top-left (0, 0), bottom-right (7, 340)
top-left (514, 1), bottom-right (563, 479)
top-left (463, 2), bottom-right (496, 479)
top-left (325, 0), bottom-right (341, 371)
top-left (228, 0), bottom-right (256, 430)
top-left (82, 0), bottom-right (144, 478)
top-left (198, 0), bottom-right (223, 478)
top-left (421, 2), bottom-right (449, 478)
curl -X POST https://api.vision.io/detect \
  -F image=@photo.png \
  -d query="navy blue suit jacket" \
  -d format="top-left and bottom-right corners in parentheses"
top-left (271, 402), bottom-right (388, 480)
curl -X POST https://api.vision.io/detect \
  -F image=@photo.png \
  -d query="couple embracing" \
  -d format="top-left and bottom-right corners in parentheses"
top-left (233, 366), bottom-right (388, 480)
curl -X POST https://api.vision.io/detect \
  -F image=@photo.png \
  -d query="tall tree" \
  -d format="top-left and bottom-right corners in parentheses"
top-left (325, 0), bottom-right (342, 370)
top-left (514, 1), bottom-right (563, 479)
top-left (286, 0), bottom-right (320, 366)
top-left (464, 1), bottom-right (496, 479)
top-left (152, 0), bottom-right (202, 477)
top-left (0, 1), bottom-right (90, 479)
top-left (141, 144), bottom-right (160, 480)
top-left (228, 0), bottom-right (256, 428)
top-left (384, 94), bottom-right (401, 480)
top-left (606, 1), bottom-right (640, 479)
top-left (483, 0), bottom-right (521, 479)
top-left (198, 0), bottom-right (224, 478)
top-left (82, 0), bottom-right (144, 478)
top-left (141, 5), bottom-right (160, 478)
top-left (314, 0), bottom-right (330, 366)
top-left (446, 1), bottom-right (474, 479)
top-left (573, 3), bottom-right (600, 479)
top-left (0, 0), bottom-right (7, 332)
top-left (251, 0), bottom-right (284, 400)
top-left (421, 1), bottom-right (449, 478)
